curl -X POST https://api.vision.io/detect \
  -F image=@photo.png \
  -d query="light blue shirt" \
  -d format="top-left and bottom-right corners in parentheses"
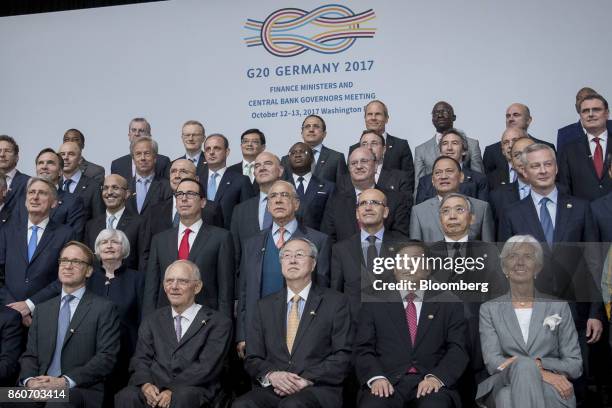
top-left (360, 227), bottom-right (385, 261)
top-left (62, 170), bottom-right (82, 193)
top-left (518, 178), bottom-right (531, 200)
top-left (530, 188), bottom-right (558, 228)
top-left (311, 143), bottom-right (323, 164)
top-left (273, 218), bottom-right (298, 243)
top-left (258, 192), bottom-right (268, 229)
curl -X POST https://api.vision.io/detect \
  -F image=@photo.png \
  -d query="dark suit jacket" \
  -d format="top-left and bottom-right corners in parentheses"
top-left (245, 285), bottom-right (352, 408)
top-left (3, 170), bottom-right (30, 214)
top-left (20, 290), bottom-right (120, 408)
top-left (486, 164), bottom-right (511, 190)
top-left (143, 225), bottom-right (235, 318)
top-left (228, 161), bottom-right (259, 193)
top-left (83, 208), bottom-right (151, 272)
top-left (338, 169), bottom-right (413, 203)
top-left (237, 224), bottom-right (332, 342)
top-left (591, 192), bottom-right (612, 242)
top-left (0, 204), bottom-right (12, 230)
top-left (128, 305), bottom-right (231, 403)
top-left (331, 230), bottom-right (408, 322)
top-left (147, 198), bottom-right (224, 237)
top-left (230, 196), bottom-right (261, 270)
top-left (558, 136), bottom-right (612, 201)
top-left (111, 154), bottom-right (171, 180)
top-left (349, 133), bottom-right (415, 187)
top-left (415, 167), bottom-right (488, 205)
top-left (64, 174), bottom-right (105, 222)
top-left (0, 219), bottom-right (74, 305)
top-left (0, 306), bottom-right (22, 386)
top-left (489, 181), bottom-right (520, 238)
top-left (353, 294), bottom-right (468, 405)
top-left (176, 152), bottom-right (207, 181)
top-left (282, 145), bottom-right (347, 184)
top-left (557, 120), bottom-right (612, 155)
top-left (125, 176), bottom-right (173, 218)
top-left (288, 174), bottom-right (334, 230)
top-left (482, 136), bottom-right (555, 175)
top-left (80, 158), bottom-right (105, 184)
top-left (321, 186), bottom-right (411, 243)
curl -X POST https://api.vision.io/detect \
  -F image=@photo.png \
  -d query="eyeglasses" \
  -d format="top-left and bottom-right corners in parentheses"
top-left (268, 191), bottom-right (295, 200)
top-left (58, 258), bottom-right (90, 267)
top-left (174, 191), bottom-right (201, 200)
top-left (280, 251), bottom-right (315, 261)
top-left (348, 158), bottom-right (373, 168)
top-left (101, 185), bottom-right (128, 192)
top-left (358, 199), bottom-right (385, 208)
top-left (130, 128), bottom-right (148, 134)
top-left (163, 278), bottom-right (198, 286)
top-left (439, 206), bottom-right (468, 216)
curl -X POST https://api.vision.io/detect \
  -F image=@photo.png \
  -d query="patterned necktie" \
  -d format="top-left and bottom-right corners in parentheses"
top-left (107, 215), bottom-right (116, 230)
top-left (174, 315), bottom-right (182, 342)
top-left (366, 235), bottom-right (377, 271)
top-left (244, 163), bottom-right (254, 179)
top-left (28, 225), bottom-right (39, 262)
top-left (296, 176), bottom-right (305, 200)
top-left (539, 197), bottom-right (554, 245)
top-left (178, 228), bottom-right (192, 260)
top-left (593, 137), bottom-right (604, 179)
top-left (136, 178), bottom-right (150, 213)
top-left (405, 292), bottom-right (417, 345)
top-left (63, 179), bottom-right (73, 193)
top-left (519, 185), bottom-right (530, 200)
top-left (286, 294), bottom-right (301, 353)
top-left (208, 172), bottom-right (218, 201)
top-left (47, 294), bottom-right (75, 376)
top-left (276, 226), bottom-right (286, 249)
top-left (311, 149), bottom-right (319, 171)
top-left (509, 168), bottom-right (517, 183)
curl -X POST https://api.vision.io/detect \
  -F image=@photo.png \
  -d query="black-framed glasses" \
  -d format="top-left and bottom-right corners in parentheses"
top-left (58, 258), bottom-right (90, 267)
top-left (174, 191), bottom-right (201, 200)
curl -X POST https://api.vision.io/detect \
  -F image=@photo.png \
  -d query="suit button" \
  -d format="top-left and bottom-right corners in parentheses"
top-left (24, 279), bottom-right (29, 283)
top-left (288, 361), bottom-right (293, 366)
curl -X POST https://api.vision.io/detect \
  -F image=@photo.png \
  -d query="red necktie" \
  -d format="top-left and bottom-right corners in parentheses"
top-left (593, 137), bottom-right (604, 179)
top-left (178, 228), bottom-right (192, 260)
top-left (405, 293), bottom-right (418, 373)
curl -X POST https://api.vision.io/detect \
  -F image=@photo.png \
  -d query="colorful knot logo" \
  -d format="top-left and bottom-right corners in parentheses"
top-left (244, 4), bottom-right (376, 57)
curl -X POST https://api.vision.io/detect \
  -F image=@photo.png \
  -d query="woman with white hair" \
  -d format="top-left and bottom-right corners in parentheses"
top-left (476, 235), bottom-right (582, 407)
top-left (87, 228), bottom-right (144, 400)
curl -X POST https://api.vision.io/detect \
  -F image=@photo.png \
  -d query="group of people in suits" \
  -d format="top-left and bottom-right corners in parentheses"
top-left (0, 89), bottom-right (611, 408)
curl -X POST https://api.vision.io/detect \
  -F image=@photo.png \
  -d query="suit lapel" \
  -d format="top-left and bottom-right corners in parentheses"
top-left (188, 227), bottom-right (209, 262)
top-left (117, 211), bottom-right (132, 230)
top-left (18, 222), bottom-right (28, 262)
top-left (414, 301), bottom-right (439, 349)
top-left (254, 232), bottom-right (269, 294)
top-left (553, 195), bottom-right (570, 243)
top-left (141, 179), bottom-right (159, 213)
top-left (520, 198), bottom-right (547, 242)
top-left (428, 199), bottom-right (443, 237)
top-left (313, 146), bottom-right (330, 177)
top-left (30, 222), bottom-right (55, 263)
top-left (500, 299), bottom-right (528, 353)
top-left (274, 290), bottom-right (290, 355)
top-left (160, 307), bottom-right (179, 347)
top-left (386, 299), bottom-right (413, 349)
top-left (579, 136), bottom-right (602, 181)
top-left (525, 300), bottom-right (547, 351)
top-left (302, 176), bottom-right (321, 206)
top-left (215, 171), bottom-right (233, 201)
top-left (290, 287), bottom-right (322, 354)
top-left (168, 228), bottom-right (179, 260)
top-left (63, 291), bottom-right (93, 347)
top-left (47, 297), bottom-right (61, 356)
top-left (176, 307), bottom-right (210, 350)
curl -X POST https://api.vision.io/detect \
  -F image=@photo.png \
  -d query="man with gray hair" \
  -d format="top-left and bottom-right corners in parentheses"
top-left (116, 259), bottom-right (232, 408)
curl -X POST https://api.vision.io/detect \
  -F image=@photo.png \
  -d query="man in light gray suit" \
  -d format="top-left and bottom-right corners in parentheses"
top-left (413, 101), bottom-right (483, 184)
top-left (409, 156), bottom-right (494, 242)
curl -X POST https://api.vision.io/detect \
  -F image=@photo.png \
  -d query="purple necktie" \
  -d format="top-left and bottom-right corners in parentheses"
top-left (405, 293), bottom-right (418, 373)
top-left (174, 315), bottom-right (182, 342)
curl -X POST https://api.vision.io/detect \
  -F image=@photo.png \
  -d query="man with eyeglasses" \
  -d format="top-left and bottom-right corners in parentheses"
top-left (410, 156), bottom-right (494, 242)
top-left (116, 260), bottom-right (232, 408)
top-left (234, 238), bottom-right (351, 408)
top-left (414, 101), bottom-right (483, 184)
top-left (63, 128), bottom-right (105, 184)
top-left (19, 241), bottom-right (120, 408)
top-left (281, 115), bottom-right (347, 184)
top-left (229, 128), bottom-right (266, 189)
top-left (83, 174), bottom-right (151, 272)
top-left (558, 93), bottom-right (612, 201)
top-left (236, 180), bottom-right (330, 358)
top-left (124, 137), bottom-right (173, 218)
top-left (143, 178), bottom-right (234, 318)
top-left (0, 135), bottom-right (32, 214)
top-left (485, 127), bottom-right (526, 190)
top-left (321, 147), bottom-right (410, 243)
top-left (111, 117), bottom-right (171, 180)
top-left (176, 120), bottom-right (207, 180)
top-left (0, 177), bottom-right (75, 326)
top-left (284, 142), bottom-right (334, 230)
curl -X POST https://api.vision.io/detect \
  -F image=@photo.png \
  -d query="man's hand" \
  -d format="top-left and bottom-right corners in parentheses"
top-left (586, 318), bottom-right (603, 344)
top-left (22, 315), bottom-right (32, 327)
top-left (25, 377), bottom-right (50, 389)
top-left (268, 371), bottom-right (302, 395)
top-left (498, 356), bottom-right (517, 370)
top-left (156, 390), bottom-right (172, 408)
top-left (370, 378), bottom-right (394, 398)
top-left (416, 376), bottom-right (443, 398)
top-left (541, 370), bottom-right (573, 400)
top-left (141, 383), bottom-right (161, 407)
top-left (7, 301), bottom-right (31, 317)
top-left (236, 341), bottom-right (246, 359)
top-left (32, 376), bottom-right (66, 390)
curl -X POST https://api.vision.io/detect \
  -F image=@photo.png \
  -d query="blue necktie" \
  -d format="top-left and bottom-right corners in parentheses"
top-left (519, 185), bottom-right (530, 200)
top-left (208, 172), bottom-right (218, 201)
top-left (63, 179), bottom-right (73, 193)
top-left (262, 198), bottom-right (272, 230)
top-left (28, 225), bottom-right (39, 262)
top-left (47, 294), bottom-right (75, 376)
top-left (539, 197), bottom-right (554, 245)
top-left (107, 215), bottom-right (116, 230)
top-left (136, 178), bottom-right (149, 213)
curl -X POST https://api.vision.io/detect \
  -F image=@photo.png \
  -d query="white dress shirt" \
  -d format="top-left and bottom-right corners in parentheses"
top-left (587, 130), bottom-right (608, 158)
top-left (243, 160), bottom-right (255, 182)
top-left (178, 219), bottom-right (203, 250)
top-left (292, 172), bottom-right (312, 193)
top-left (5, 168), bottom-right (17, 190)
top-left (171, 302), bottom-right (203, 339)
top-left (106, 206), bottom-right (126, 229)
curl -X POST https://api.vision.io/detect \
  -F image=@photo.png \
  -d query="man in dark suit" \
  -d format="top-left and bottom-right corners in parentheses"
top-left (282, 115), bottom-right (347, 184)
top-left (236, 180), bottom-right (331, 357)
top-left (331, 188), bottom-right (408, 323)
top-left (228, 128), bottom-right (266, 190)
top-left (176, 119), bottom-right (207, 180)
top-left (0, 175), bottom-right (11, 228)
top-left (63, 128), bottom-right (105, 184)
top-left (415, 128), bottom-right (488, 204)
top-left (557, 87), bottom-right (612, 155)
top-left (19, 241), bottom-right (120, 408)
top-left (0, 306), bottom-right (22, 386)
top-left (59, 141), bottom-right (105, 221)
top-left (486, 127), bottom-right (526, 190)
top-left (202, 133), bottom-right (255, 229)
top-left (285, 142), bottom-right (334, 230)
top-left (111, 118), bottom-right (171, 180)
top-left (0, 135), bottom-right (32, 214)
top-left (83, 174), bottom-right (151, 272)
top-left (0, 177), bottom-right (75, 326)
top-left (482, 103), bottom-right (555, 175)
top-left (233, 238), bottom-right (352, 408)
top-left (349, 100), bottom-right (415, 185)
top-left (148, 159), bottom-right (224, 237)
top-left (125, 137), bottom-right (173, 218)
top-left (116, 259), bottom-right (232, 408)
top-left (321, 147), bottom-right (411, 243)
top-left (354, 241), bottom-right (468, 408)
top-left (143, 178), bottom-right (234, 318)
top-left (558, 93), bottom-right (612, 201)
top-left (591, 166), bottom-right (612, 241)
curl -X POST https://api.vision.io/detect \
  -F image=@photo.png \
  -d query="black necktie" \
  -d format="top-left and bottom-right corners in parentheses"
top-left (366, 235), bottom-right (378, 271)
top-left (63, 179), bottom-right (73, 193)
top-left (296, 176), bottom-right (305, 200)
top-left (452, 242), bottom-right (461, 259)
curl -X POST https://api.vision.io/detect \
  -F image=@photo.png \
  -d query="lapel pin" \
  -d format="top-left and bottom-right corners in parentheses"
top-left (390, 186), bottom-right (395, 190)
top-left (132, 192), bottom-right (137, 196)
top-left (202, 319), bottom-right (207, 325)
top-left (320, 160), bottom-right (326, 164)
top-left (70, 329), bottom-right (75, 333)
top-left (319, 184), bottom-right (323, 188)
top-left (389, 247), bottom-right (395, 252)
top-left (309, 310), bottom-right (316, 316)
top-left (567, 203), bottom-right (572, 208)
top-left (261, 247), bottom-right (266, 252)
top-left (226, 181), bottom-right (230, 185)
top-left (428, 315), bottom-right (434, 320)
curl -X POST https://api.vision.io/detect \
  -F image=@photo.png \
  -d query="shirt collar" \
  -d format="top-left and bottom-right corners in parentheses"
top-left (243, 159), bottom-right (254, 167)
top-left (106, 206), bottom-right (126, 221)
top-left (64, 169), bottom-right (82, 185)
top-left (171, 302), bottom-right (200, 320)
top-left (273, 218), bottom-right (298, 236)
top-left (136, 173), bottom-right (154, 183)
top-left (292, 172), bottom-right (311, 184)
top-left (361, 227), bottom-right (385, 242)
top-left (587, 129), bottom-right (608, 143)
top-left (209, 166), bottom-right (227, 179)
top-left (399, 288), bottom-right (424, 302)
top-left (179, 218), bottom-right (203, 236)
top-left (435, 132), bottom-right (443, 144)
top-left (5, 168), bottom-right (17, 182)
top-left (355, 184), bottom-right (375, 199)
top-left (186, 152), bottom-right (202, 163)
top-left (530, 187), bottom-right (558, 206)
top-left (28, 217), bottom-right (50, 230)
top-left (287, 282), bottom-right (312, 304)
top-left (518, 178), bottom-right (530, 191)
top-left (259, 191), bottom-right (268, 203)
top-left (311, 143), bottom-right (323, 153)
top-left (444, 234), bottom-right (468, 243)
top-left (62, 286), bottom-right (86, 302)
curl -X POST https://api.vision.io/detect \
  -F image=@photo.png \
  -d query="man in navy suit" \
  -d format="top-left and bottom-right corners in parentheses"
top-left (285, 142), bottom-right (334, 230)
top-left (111, 118), bottom-right (171, 180)
top-left (558, 93), bottom-right (612, 201)
top-left (486, 127), bottom-right (526, 190)
top-left (176, 119), bottom-right (207, 180)
top-left (202, 133), bottom-right (254, 229)
top-left (0, 306), bottom-right (22, 386)
top-left (0, 177), bottom-right (74, 326)
top-left (229, 129), bottom-right (266, 189)
top-left (0, 175), bottom-right (11, 228)
top-left (591, 167), bottom-right (612, 241)
top-left (63, 128), bottom-right (105, 184)
top-left (0, 135), bottom-right (31, 215)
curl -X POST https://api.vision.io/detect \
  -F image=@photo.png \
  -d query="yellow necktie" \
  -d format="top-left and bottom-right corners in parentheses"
top-left (286, 294), bottom-right (301, 352)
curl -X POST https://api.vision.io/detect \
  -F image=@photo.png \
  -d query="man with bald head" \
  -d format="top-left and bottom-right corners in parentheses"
top-left (321, 147), bottom-right (410, 243)
top-left (63, 128), bottom-right (105, 184)
top-left (482, 103), bottom-right (555, 175)
top-left (83, 174), bottom-right (151, 271)
top-left (414, 101), bottom-right (484, 183)
top-left (486, 127), bottom-right (527, 189)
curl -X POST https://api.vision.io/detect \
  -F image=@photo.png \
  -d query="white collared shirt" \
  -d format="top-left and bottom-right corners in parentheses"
top-left (375, 163), bottom-right (383, 183)
top-left (587, 130), bottom-right (608, 158)
top-left (208, 166), bottom-right (227, 191)
top-left (171, 302), bottom-right (202, 339)
top-left (530, 188), bottom-right (558, 228)
top-left (172, 196), bottom-right (177, 222)
top-left (292, 172), bottom-right (312, 192)
top-left (243, 159), bottom-right (255, 182)
top-left (185, 152), bottom-right (202, 167)
top-left (286, 282), bottom-right (312, 323)
top-left (106, 206), bottom-right (126, 229)
top-left (311, 143), bottom-right (323, 164)
top-left (5, 168), bottom-right (17, 189)
top-left (178, 219), bottom-right (203, 250)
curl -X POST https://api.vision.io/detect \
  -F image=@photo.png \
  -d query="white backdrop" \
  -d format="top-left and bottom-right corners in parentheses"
top-left (1, 0), bottom-right (611, 174)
